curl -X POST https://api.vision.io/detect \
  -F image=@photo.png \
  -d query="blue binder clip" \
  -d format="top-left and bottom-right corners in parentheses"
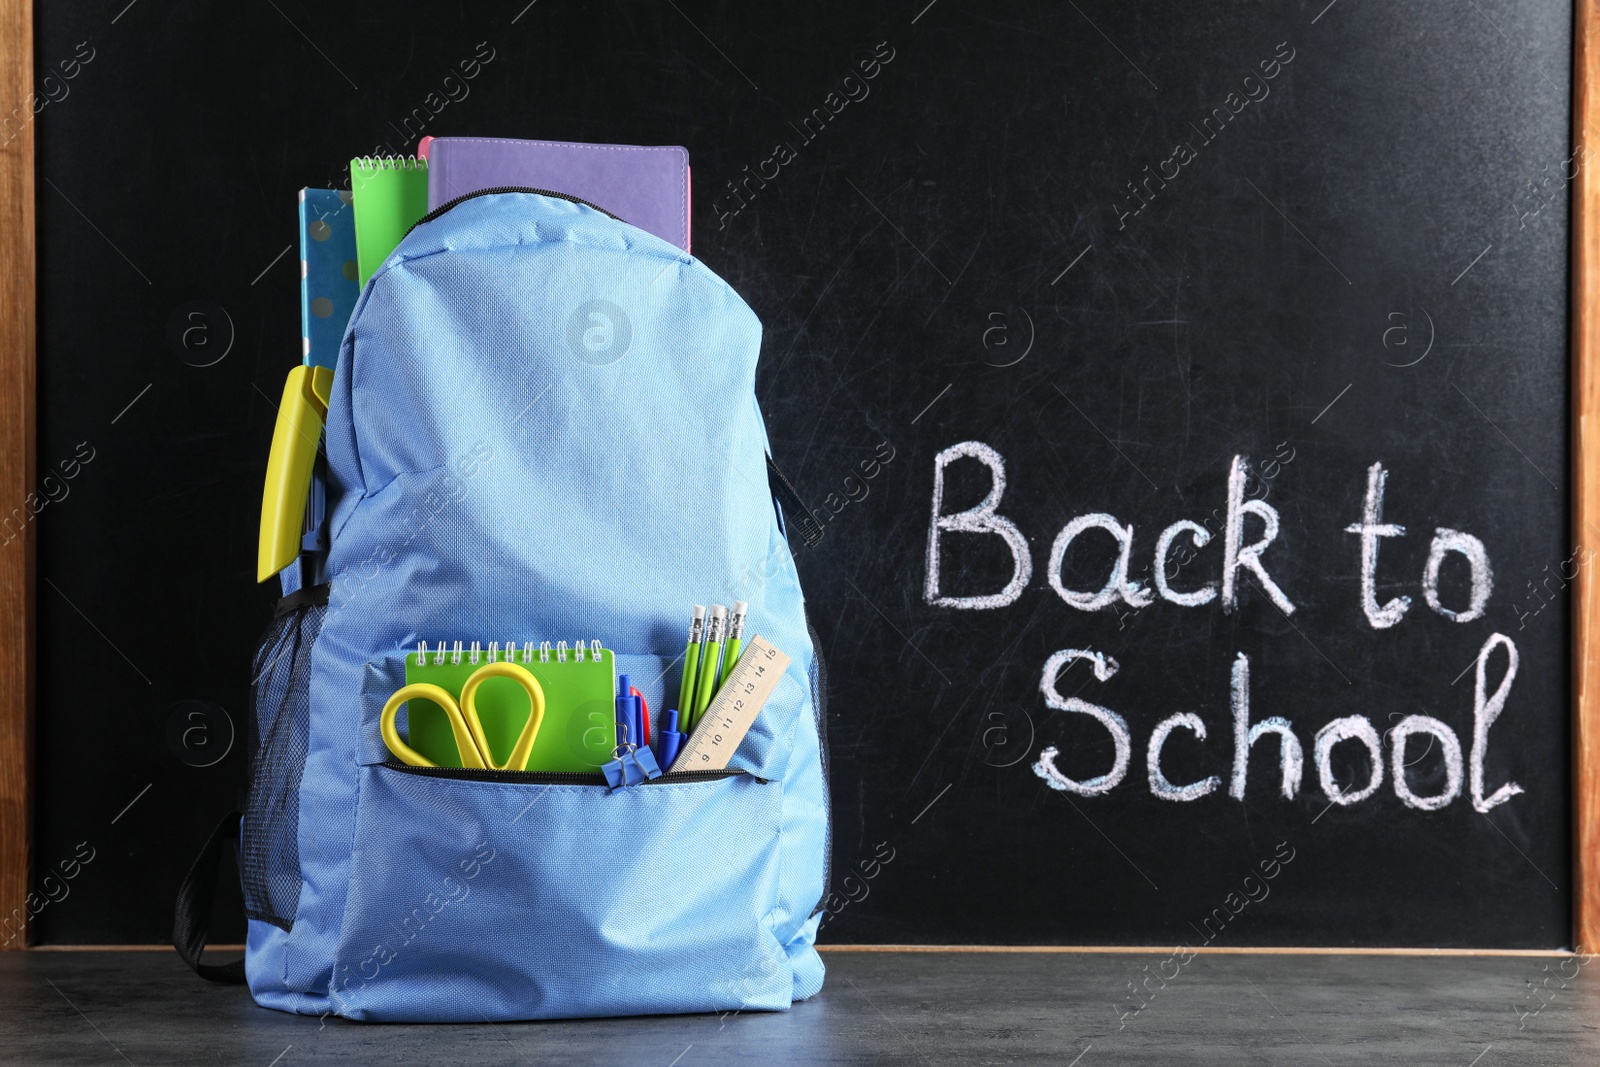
top-left (602, 734), bottom-right (662, 792)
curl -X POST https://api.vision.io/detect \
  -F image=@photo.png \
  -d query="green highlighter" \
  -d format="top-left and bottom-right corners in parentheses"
top-left (690, 604), bottom-right (727, 730)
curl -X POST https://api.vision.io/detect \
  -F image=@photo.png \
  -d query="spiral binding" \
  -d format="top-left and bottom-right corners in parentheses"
top-left (353, 155), bottom-right (427, 171)
top-left (414, 639), bottom-right (603, 665)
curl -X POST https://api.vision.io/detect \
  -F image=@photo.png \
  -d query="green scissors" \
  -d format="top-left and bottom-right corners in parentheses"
top-left (381, 660), bottom-right (547, 771)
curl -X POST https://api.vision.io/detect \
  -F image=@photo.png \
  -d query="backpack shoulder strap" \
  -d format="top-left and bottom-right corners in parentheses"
top-left (172, 811), bottom-right (247, 984)
top-left (766, 455), bottom-right (824, 549)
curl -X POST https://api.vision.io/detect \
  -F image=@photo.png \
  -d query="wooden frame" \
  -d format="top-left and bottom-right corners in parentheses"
top-left (0, 0), bottom-right (35, 950)
top-left (1575, 0), bottom-right (1600, 953)
top-left (0, 0), bottom-right (1596, 951)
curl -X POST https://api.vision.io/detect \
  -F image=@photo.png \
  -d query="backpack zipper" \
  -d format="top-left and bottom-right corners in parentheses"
top-left (406, 185), bottom-right (622, 236)
top-left (381, 760), bottom-right (758, 786)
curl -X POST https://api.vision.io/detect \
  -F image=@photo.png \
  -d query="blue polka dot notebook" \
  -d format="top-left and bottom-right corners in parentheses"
top-left (297, 188), bottom-right (359, 372)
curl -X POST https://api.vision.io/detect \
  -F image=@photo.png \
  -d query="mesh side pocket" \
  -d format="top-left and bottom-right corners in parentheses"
top-left (241, 592), bottom-right (326, 931)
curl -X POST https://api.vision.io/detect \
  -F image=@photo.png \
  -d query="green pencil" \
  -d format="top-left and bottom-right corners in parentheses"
top-left (718, 600), bottom-right (749, 694)
top-left (677, 605), bottom-right (706, 723)
top-left (691, 604), bottom-right (727, 730)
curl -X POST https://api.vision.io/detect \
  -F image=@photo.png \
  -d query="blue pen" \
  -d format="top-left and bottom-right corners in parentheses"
top-left (615, 673), bottom-right (634, 747)
top-left (655, 709), bottom-right (686, 772)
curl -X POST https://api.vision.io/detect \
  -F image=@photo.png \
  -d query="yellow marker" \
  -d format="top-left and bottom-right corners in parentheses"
top-left (257, 365), bottom-right (334, 582)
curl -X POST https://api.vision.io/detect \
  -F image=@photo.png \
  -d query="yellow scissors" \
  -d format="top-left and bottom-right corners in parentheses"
top-left (381, 660), bottom-right (546, 771)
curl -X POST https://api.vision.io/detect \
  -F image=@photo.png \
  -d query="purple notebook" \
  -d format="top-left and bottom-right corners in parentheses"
top-left (425, 137), bottom-right (691, 251)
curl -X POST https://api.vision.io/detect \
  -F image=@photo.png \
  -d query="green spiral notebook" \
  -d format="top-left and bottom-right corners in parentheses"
top-left (404, 641), bottom-right (617, 772)
top-left (351, 156), bottom-right (430, 287)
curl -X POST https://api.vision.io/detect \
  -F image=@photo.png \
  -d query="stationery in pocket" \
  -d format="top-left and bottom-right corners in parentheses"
top-left (400, 640), bottom-right (616, 772)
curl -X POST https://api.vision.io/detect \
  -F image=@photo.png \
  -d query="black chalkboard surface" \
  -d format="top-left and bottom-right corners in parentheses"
top-left (35, 1), bottom-right (1570, 947)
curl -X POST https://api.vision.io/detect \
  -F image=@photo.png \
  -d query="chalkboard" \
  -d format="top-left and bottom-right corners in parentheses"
top-left (34, 1), bottom-right (1571, 948)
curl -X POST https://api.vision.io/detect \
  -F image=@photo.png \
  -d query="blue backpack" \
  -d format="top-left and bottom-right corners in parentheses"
top-left (176, 191), bottom-right (830, 1022)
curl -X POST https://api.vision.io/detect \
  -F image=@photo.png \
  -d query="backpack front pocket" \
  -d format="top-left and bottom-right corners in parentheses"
top-left (331, 764), bottom-right (791, 1022)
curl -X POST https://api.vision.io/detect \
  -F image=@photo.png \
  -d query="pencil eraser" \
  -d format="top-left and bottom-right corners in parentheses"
top-left (733, 600), bottom-right (749, 614)
top-left (711, 604), bottom-right (727, 618)
top-left (692, 604), bottom-right (706, 618)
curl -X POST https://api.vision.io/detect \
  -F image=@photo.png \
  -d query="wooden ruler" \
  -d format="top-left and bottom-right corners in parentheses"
top-left (672, 636), bottom-right (790, 771)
